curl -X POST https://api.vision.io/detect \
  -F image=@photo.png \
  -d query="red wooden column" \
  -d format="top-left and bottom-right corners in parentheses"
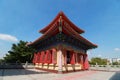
top-left (70, 51), bottom-right (75, 65)
top-left (77, 53), bottom-right (84, 69)
top-left (63, 49), bottom-right (67, 65)
top-left (77, 53), bottom-right (80, 64)
top-left (33, 52), bottom-right (40, 64)
top-left (37, 52), bottom-right (41, 63)
top-left (75, 53), bottom-right (78, 64)
top-left (35, 53), bottom-right (39, 63)
top-left (45, 50), bottom-right (52, 64)
top-left (44, 50), bottom-right (47, 63)
top-left (33, 53), bottom-right (37, 64)
top-left (80, 54), bottom-right (84, 69)
top-left (83, 54), bottom-right (89, 70)
top-left (40, 51), bottom-right (46, 63)
top-left (52, 48), bottom-right (57, 64)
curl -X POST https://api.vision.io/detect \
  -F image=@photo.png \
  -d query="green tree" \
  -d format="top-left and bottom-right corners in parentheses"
top-left (4, 40), bottom-right (35, 63)
top-left (0, 59), bottom-right (4, 64)
top-left (90, 57), bottom-right (107, 65)
top-left (112, 62), bottom-right (119, 65)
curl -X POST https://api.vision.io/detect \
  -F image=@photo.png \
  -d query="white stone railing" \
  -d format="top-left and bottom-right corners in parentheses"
top-left (90, 65), bottom-right (120, 71)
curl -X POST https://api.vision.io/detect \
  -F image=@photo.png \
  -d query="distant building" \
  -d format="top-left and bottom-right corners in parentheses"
top-left (107, 58), bottom-right (120, 64)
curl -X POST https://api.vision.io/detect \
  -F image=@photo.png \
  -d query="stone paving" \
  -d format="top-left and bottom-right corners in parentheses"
top-left (0, 69), bottom-right (120, 80)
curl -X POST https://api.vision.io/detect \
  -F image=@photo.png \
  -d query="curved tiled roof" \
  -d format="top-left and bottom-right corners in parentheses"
top-left (39, 11), bottom-right (84, 34)
top-left (28, 11), bottom-right (97, 49)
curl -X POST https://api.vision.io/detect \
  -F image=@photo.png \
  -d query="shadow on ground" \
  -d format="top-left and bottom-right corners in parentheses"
top-left (0, 69), bottom-right (50, 76)
top-left (109, 72), bottom-right (120, 80)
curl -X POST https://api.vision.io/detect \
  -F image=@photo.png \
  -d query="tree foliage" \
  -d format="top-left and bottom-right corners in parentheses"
top-left (0, 59), bottom-right (4, 64)
top-left (112, 62), bottom-right (119, 65)
top-left (89, 57), bottom-right (107, 65)
top-left (3, 40), bottom-right (35, 63)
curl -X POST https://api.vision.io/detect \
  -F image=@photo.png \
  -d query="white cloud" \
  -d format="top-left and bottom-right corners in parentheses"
top-left (97, 54), bottom-right (102, 57)
top-left (114, 48), bottom-right (120, 51)
top-left (0, 33), bottom-right (18, 42)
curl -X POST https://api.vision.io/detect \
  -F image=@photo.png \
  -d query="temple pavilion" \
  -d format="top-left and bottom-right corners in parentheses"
top-left (27, 11), bottom-right (97, 73)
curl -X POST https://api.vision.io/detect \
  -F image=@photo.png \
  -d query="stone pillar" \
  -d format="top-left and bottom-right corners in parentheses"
top-left (58, 50), bottom-right (63, 73)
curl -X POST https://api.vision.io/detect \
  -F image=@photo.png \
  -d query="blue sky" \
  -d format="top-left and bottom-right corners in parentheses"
top-left (0, 0), bottom-right (120, 59)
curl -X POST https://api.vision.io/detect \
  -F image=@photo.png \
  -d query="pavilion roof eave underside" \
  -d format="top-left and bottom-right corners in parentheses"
top-left (62, 24), bottom-right (97, 48)
top-left (28, 24), bottom-right (97, 49)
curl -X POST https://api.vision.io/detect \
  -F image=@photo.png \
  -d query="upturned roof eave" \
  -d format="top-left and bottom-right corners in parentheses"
top-left (28, 24), bottom-right (97, 49)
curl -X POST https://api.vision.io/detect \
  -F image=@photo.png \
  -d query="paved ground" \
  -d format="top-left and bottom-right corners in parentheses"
top-left (0, 69), bottom-right (120, 80)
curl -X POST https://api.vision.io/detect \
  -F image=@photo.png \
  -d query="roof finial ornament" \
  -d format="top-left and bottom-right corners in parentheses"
top-left (58, 15), bottom-right (62, 33)
top-left (60, 15), bottom-right (62, 23)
